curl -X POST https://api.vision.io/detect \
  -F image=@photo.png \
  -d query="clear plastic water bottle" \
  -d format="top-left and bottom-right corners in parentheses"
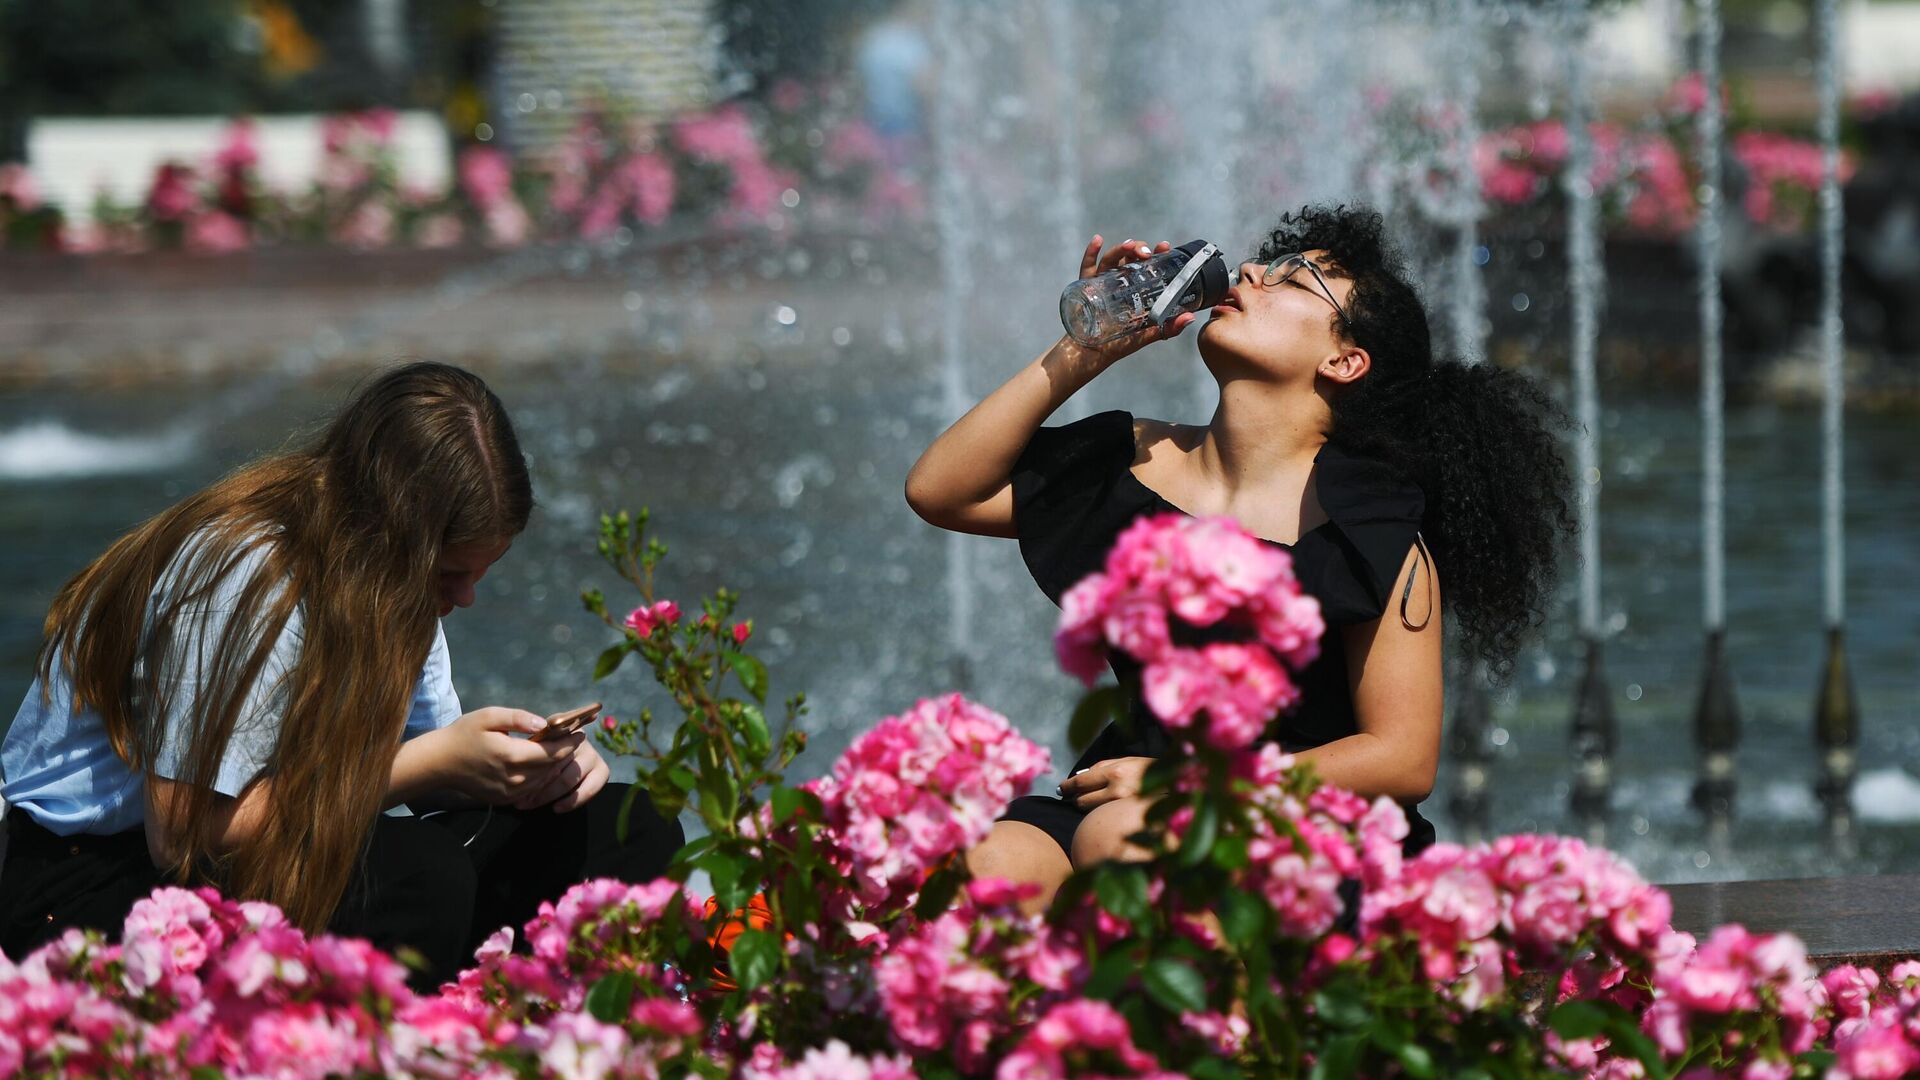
top-left (1058, 239), bottom-right (1230, 347)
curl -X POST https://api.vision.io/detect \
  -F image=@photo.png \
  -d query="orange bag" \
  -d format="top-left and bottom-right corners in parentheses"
top-left (702, 893), bottom-right (776, 992)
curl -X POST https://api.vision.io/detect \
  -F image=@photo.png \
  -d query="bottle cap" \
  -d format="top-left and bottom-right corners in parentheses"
top-left (1173, 239), bottom-right (1230, 311)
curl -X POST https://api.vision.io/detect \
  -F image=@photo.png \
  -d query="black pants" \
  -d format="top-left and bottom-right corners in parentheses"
top-left (0, 783), bottom-right (683, 988)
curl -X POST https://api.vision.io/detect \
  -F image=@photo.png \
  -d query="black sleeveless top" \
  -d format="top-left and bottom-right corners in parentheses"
top-left (1010, 410), bottom-right (1437, 851)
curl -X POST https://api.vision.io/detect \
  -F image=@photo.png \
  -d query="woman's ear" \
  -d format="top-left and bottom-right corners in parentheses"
top-left (1320, 346), bottom-right (1372, 385)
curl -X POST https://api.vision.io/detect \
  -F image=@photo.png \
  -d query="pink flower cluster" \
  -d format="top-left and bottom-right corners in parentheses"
top-left (545, 116), bottom-right (680, 242)
top-left (994, 1000), bottom-right (1181, 1080)
top-left (624, 598), bottom-right (684, 639)
top-left (0, 886), bottom-right (423, 1077)
top-left (1171, 746), bottom-right (1391, 940)
top-left (743, 1040), bottom-right (917, 1079)
top-left (1638, 924), bottom-right (1823, 1075)
top-left (1733, 131), bottom-right (1854, 232)
top-left (455, 876), bottom-right (703, 1016)
top-left (674, 105), bottom-right (800, 222)
top-left (1822, 961), bottom-right (1920, 1080)
top-left (456, 145), bottom-right (533, 247)
top-left (1475, 119), bottom-right (1698, 235)
top-left (873, 880), bottom-right (1082, 1072)
top-left (1056, 514), bottom-right (1324, 750)
top-left (809, 694), bottom-right (1051, 909)
top-left (1362, 834), bottom-right (1689, 1012)
top-left (1, 162), bottom-right (40, 210)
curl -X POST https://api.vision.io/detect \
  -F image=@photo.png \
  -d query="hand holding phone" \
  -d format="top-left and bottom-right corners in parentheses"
top-left (529, 702), bottom-right (601, 743)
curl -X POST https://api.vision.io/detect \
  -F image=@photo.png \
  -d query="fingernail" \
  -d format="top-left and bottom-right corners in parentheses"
top-left (1138, 246), bottom-right (1151, 255)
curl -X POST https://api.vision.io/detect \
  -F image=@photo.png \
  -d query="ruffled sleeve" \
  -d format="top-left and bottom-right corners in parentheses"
top-left (1010, 410), bottom-right (1141, 604)
top-left (1295, 442), bottom-right (1427, 626)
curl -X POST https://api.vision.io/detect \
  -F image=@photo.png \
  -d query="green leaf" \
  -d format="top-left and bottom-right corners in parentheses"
top-left (1313, 982), bottom-right (1373, 1030)
top-left (190, 1068), bottom-right (226, 1080)
top-left (1188, 1061), bottom-right (1242, 1080)
top-left (667, 766), bottom-right (698, 793)
top-left (1084, 949), bottom-right (1139, 999)
top-left (1141, 956), bottom-right (1208, 1013)
top-left (700, 850), bottom-right (753, 913)
top-left (1067, 685), bottom-right (1126, 754)
top-left (668, 834), bottom-right (716, 869)
top-left (593, 644), bottom-right (628, 681)
top-left (584, 971), bottom-right (637, 1023)
top-left (1602, 1016), bottom-right (1668, 1077)
top-left (1210, 833), bottom-right (1249, 871)
top-left (738, 703), bottom-right (771, 759)
top-left (770, 785), bottom-right (805, 824)
top-left (1308, 1033), bottom-right (1366, 1080)
top-left (729, 928), bottom-right (780, 991)
top-left (1218, 889), bottom-right (1269, 945)
top-left (914, 864), bottom-right (967, 920)
top-left (1093, 866), bottom-right (1151, 924)
top-left (723, 650), bottom-right (769, 702)
top-left (694, 764), bottom-right (741, 831)
top-left (1547, 1000), bottom-right (1609, 1040)
top-left (1382, 1037), bottom-right (1435, 1079)
top-left (644, 778), bottom-right (685, 823)
top-left (1177, 798), bottom-right (1220, 868)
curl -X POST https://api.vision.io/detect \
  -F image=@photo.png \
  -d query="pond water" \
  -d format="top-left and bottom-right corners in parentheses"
top-left (2, 302), bottom-right (1916, 888)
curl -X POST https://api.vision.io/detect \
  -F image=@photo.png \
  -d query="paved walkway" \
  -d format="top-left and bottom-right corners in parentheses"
top-left (0, 237), bottom-right (935, 387)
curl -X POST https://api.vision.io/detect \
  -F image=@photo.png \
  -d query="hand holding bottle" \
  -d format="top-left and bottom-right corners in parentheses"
top-left (1059, 234), bottom-right (1222, 363)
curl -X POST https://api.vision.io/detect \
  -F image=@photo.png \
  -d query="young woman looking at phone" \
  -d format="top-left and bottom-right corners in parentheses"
top-left (0, 362), bottom-right (683, 984)
top-left (907, 205), bottom-right (1572, 912)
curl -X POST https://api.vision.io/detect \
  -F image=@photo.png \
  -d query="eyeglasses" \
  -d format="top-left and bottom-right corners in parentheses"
top-left (1260, 253), bottom-right (1351, 329)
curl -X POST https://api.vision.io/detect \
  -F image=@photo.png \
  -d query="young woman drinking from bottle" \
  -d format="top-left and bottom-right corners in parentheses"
top-left (0, 362), bottom-right (683, 985)
top-left (907, 205), bottom-right (1572, 911)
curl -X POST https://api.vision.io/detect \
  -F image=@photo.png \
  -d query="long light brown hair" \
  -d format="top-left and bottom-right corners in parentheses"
top-left (39, 362), bottom-right (532, 930)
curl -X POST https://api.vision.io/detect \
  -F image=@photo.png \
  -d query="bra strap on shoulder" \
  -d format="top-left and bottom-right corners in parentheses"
top-left (1399, 531), bottom-right (1436, 631)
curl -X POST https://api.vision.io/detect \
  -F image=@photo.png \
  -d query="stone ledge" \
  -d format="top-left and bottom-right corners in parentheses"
top-left (1664, 874), bottom-right (1920, 967)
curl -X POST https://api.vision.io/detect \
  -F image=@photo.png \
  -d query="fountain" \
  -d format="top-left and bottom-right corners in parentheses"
top-left (930, 0), bottom-right (980, 692)
top-left (1810, 0), bottom-right (1859, 849)
top-left (1434, 0), bottom-right (1499, 847)
top-left (1690, 0), bottom-right (1742, 839)
top-left (1042, 0), bottom-right (1089, 424)
top-left (1558, 0), bottom-right (1617, 846)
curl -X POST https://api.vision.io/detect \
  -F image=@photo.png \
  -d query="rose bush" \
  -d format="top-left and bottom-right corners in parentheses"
top-left (8, 87), bottom-right (924, 255)
top-left (4, 508), bottom-right (1914, 1078)
top-left (1472, 74), bottom-right (1858, 239)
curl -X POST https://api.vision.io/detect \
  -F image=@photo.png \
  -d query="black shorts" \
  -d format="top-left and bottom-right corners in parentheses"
top-left (1000, 792), bottom-right (1091, 857)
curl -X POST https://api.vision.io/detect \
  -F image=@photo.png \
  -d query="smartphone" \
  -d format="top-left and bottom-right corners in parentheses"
top-left (530, 702), bottom-right (602, 743)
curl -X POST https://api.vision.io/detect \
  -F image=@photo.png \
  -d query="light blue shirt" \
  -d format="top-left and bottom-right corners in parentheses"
top-left (1, 537), bottom-right (461, 836)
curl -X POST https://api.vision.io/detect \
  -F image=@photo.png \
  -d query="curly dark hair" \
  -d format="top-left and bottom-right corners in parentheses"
top-left (1256, 204), bottom-right (1575, 681)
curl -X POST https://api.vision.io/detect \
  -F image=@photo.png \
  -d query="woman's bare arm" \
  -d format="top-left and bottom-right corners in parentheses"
top-left (904, 336), bottom-right (1110, 537)
top-left (144, 776), bottom-right (272, 868)
top-left (142, 709), bottom-right (569, 866)
top-left (904, 236), bottom-right (1194, 537)
top-left (1290, 545), bottom-right (1444, 803)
